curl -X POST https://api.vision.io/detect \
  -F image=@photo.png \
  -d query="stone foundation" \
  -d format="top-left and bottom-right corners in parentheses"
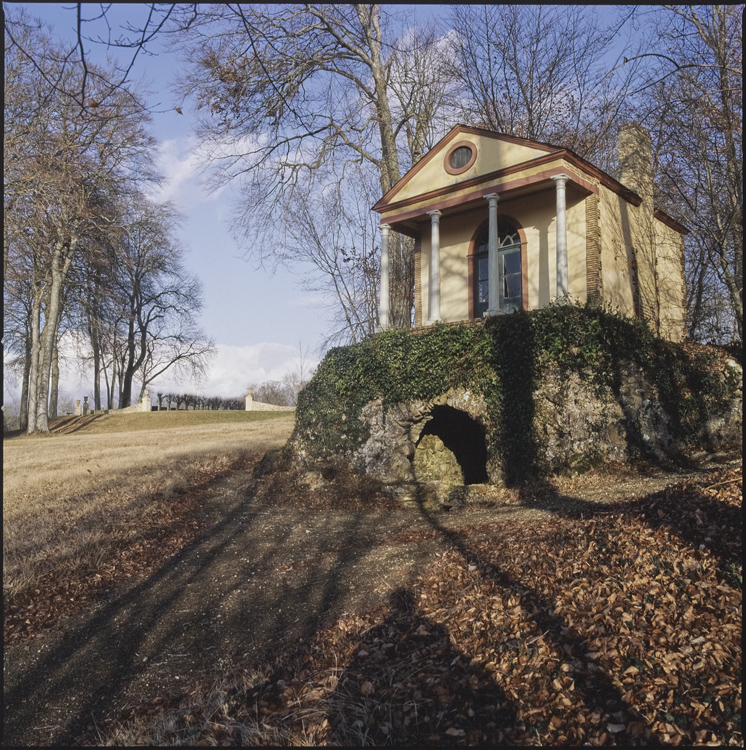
top-left (290, 359), bottom-right (742, 493)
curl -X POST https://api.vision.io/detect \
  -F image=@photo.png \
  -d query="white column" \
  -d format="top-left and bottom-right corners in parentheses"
top-left (485, 193), bottom-right (500, 316)
top-left (551, 174), bottom-right (570, 299)
top-left (427, 210), bottom-right (442, 323)
top-left (377, 223), bottom-right (390, 331)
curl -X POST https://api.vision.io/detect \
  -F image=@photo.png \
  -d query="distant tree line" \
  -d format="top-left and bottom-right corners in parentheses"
top-left (152, 393), bottom-right (244, 411)
top-left (152, 377), bottom-right (304, 411)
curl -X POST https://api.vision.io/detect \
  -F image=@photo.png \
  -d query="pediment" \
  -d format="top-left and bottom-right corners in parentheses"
top-left (376, 125), bottom-right (561, 210)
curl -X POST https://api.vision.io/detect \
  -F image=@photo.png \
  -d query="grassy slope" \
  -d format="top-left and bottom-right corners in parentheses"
top-left (44, 408), bottom-right (292, 435)
top-left (3, 410), bottom-right (295, 627)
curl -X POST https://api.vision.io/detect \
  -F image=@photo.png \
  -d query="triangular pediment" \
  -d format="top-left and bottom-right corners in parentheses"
top-left (375, 125), bottom-right (561, 211)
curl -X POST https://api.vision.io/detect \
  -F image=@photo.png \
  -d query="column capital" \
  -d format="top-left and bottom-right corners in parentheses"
top-left (484, 192), bottom-right (499, 200)
top-left (551, 173), bottom-right (571, 185)
top-left (426, 209), bottom-right (442, 219)
top-left (378, 223), bottom-right (390, 231)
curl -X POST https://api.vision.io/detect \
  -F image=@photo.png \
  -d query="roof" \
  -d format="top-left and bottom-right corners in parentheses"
top-left (373, 124), bottom-right (688, 235)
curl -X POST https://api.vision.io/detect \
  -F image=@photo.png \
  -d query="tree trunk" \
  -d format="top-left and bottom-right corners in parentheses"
top-left (92, 335), bottom-right (101, 411)
top-left (120, 316), bottom-right (137, 408)
top-left (357, 4), bottom-right (414, 328)
top-left (25, 289), bottom-right (43, 434)
top-left (19, 337), bottom-right (31, 433)
top-left (49, 338), bottom-right (59, 419)
top-left (34, 243), bottom-right (73, 433)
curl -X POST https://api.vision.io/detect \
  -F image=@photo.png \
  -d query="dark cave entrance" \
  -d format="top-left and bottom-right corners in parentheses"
top-left (418, 405), bottom-right (489, 484)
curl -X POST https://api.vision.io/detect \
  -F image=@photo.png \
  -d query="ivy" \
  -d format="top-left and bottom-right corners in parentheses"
top-left (292, 303), bottom-right (740, 482)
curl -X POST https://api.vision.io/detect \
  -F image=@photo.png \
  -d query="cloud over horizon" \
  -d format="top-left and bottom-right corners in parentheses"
top-left (3, 341), bottom-right (320, 411)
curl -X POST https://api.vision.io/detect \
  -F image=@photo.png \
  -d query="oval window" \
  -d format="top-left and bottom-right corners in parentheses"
top-left (449, 145), bottom-right (473, 170)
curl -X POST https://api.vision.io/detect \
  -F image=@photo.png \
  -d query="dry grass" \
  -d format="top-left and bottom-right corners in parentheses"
top-left (3, 411), bottom-right (295, 612)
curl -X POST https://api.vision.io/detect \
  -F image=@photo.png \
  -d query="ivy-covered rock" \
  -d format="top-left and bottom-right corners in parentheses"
top-left (287, 304), bottom-right (742, 488)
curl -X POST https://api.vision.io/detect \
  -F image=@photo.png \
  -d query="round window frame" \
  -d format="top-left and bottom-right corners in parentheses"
top-left (444, 140), bottom-right (478, 175)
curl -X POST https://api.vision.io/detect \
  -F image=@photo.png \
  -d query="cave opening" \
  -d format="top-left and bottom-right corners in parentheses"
top-left (418, 405), bottom-right (489, 484)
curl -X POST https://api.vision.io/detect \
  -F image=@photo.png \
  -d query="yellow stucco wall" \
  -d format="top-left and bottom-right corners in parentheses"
top-left (598, 185), bottom-right (637, 318)
top-left (394, 134), bottom-right (552, 204)
top-left (596, 184), bottom-right (685, 340)
top-left (419, 190), bottom-right (588, 323)
top-left (655, 220), bottom-right (686, 342)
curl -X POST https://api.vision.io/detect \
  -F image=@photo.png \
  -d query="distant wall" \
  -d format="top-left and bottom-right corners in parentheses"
top-left (245, 388), bottom-right (295, 412)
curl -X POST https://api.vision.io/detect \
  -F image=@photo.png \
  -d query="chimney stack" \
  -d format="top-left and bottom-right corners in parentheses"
top-left (618, 123), bottom-right (653, 206)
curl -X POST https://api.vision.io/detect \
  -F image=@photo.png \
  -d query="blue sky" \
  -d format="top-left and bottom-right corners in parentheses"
top-left (4, 3), bottom-right (454, 404)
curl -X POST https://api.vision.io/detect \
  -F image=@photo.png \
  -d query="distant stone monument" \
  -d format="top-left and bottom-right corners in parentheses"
top-left (245, 388), bottom-right (254, 410)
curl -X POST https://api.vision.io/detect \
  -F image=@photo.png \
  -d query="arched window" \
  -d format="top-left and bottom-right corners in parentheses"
top-left (473, 221), bottom-right (523, 317)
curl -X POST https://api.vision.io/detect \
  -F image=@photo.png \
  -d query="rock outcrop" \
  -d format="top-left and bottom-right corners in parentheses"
top-left (285, 308), bottom-right (742, 504)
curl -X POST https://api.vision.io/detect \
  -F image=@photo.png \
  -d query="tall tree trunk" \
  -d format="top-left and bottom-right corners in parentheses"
top-left (19, 337), bottom-right (31, 432)
top-left (25, 289), bottom-right (43, 434)
top-left (356, 4), bottom-right (415, 328)
top-left (102, 355), bottom-right (112, 411)
top-left (92, 333), bottom-right (101, 411)
top-left (34, 243), bottom-right (73, 433)
top-left (120, 315), bottom-right (138, 408)
top-left (49, 338), bottom-right (59, 419)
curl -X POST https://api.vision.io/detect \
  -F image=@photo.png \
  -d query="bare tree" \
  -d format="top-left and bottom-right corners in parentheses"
top-left (173, 4), bottom-right (455, 329)
top-left (8, 5), bottom-right (458, 337)
top-left (3, 4), bottom-right (176, 116)
top-left (448, 5), bottom-right (643, 169)
top-left (632, 5), bottom-right (742, 342)
top-left (108, 198), bottom-right (215, 408)
top-left (5, 12), bottom-right (158, 432)
top-left (274, 163), bottom-right (382, 346)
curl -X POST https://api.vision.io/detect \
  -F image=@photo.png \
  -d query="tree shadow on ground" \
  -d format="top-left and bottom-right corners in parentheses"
top-left (4, 456), bottom-right (738, 746)
top-left (328, 587), bottom-right (516, 745)
top-left (513, 471), bottom-right (741, 581)
top-left (397, 463), bottom-right (739, 745)
top-left (2, 466), bottom-right (418, 747)
top-left (412, 501), bottom-right (661, 746)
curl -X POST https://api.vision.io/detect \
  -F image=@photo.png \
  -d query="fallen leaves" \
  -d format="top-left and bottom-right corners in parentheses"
top-left (78, 465), bottom-right (741, 746)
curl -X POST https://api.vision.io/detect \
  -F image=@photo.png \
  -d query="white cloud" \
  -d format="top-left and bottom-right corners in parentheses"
top-left (3, 340), bottom-right (320, 412)
top-left (146, 131), bottom-right (272, 209)
top-left (145, 136), bottom-right (205, 206)
top-left (137, 342), bottom-right (319, 399)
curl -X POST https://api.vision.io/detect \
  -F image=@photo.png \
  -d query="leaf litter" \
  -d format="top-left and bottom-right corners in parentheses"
top-left (81, 464), bottom-right (741, 746)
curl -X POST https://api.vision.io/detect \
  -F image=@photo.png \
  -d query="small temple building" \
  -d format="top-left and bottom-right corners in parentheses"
top-left (373, 124), bottom-right (687, 341)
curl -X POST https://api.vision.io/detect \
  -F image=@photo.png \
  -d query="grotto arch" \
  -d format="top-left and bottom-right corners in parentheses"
top-left (415, 405), bottom-right (489, 485)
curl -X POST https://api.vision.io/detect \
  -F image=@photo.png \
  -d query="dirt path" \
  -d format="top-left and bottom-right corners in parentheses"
top-left (3, 453), bottom-right (739, 746)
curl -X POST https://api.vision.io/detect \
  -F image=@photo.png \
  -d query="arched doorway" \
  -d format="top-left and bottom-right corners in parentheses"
top-left (471, 218), bottom-right (527, 318)
top-left (414, 405), bottom-right (489, 485)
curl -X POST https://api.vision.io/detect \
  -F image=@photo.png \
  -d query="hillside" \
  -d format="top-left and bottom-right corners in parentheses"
top-left (2, 405), bottom-right (741, 746)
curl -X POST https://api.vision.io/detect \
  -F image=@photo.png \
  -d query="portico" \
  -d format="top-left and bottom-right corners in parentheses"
top-left (373, 124), bottom-right (687, 341)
